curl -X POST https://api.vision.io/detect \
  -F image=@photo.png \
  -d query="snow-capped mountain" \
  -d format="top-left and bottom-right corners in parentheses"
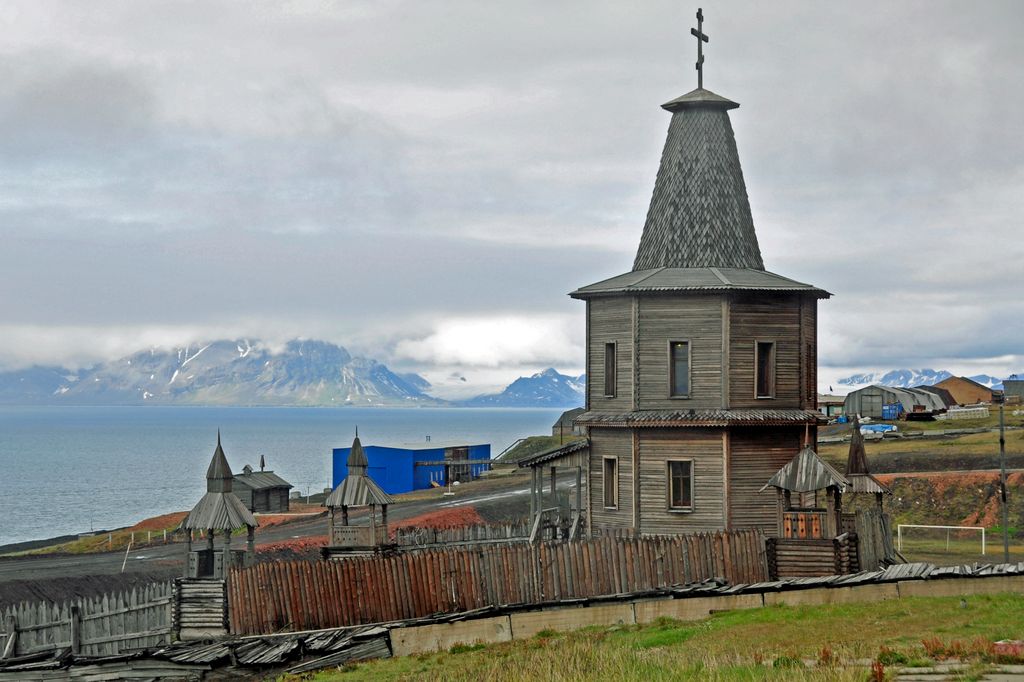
top-left (461, 368), bottom-right (586, 408)
top-left (836, 368), bottom-right (1008, 390)
top-left (0, 340), bottom-right (439, 407)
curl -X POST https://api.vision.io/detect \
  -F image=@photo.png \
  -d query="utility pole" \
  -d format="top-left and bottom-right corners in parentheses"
top-left (995, 389), bottom-right (1010, 563)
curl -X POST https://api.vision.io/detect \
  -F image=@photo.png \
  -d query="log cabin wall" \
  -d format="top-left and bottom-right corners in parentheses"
top-left (636, 295), bottom-right (724, 411)
top-left (587, 297), bottom-right (635, 412)
top-left (637, 429), bottom-right (726, 534)
top-left (728, 293), bottom-right (806, 409)
top-left (588, 427), bottom-right (634, 531)
top-left (728, 427), bottom-right (804, 532)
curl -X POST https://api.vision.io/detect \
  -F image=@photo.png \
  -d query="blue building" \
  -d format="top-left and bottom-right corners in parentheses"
top-left (331, 441), bottom-right (491, 495)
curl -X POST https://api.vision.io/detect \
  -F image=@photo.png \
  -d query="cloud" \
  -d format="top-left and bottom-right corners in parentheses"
top-left (393, 314), bottom-right (584, 369)
top-left (0, 0), bottom-right (1021, 384)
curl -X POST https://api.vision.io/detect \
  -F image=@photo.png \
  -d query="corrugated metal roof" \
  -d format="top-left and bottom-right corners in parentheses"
top-left (632, 90), bottom-right (764, 271)
top-left (181, 491), bottom-right (258, 530)
top-left (325, 474), bottom-right (393, 508)
top-left (234, 470), bottom-right (292, 491)
top-left (761, 444), bottom-right (849, 493)
top-left (518, 440), bottom-right (590, 469)
top-left (576, 408), bottom-right (824, 427)
top-left (571, 267), bottom-right (830, 299)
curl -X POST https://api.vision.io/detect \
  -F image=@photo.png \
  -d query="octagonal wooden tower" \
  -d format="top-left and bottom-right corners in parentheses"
top-left (573, 81), bottom-right (830, 537)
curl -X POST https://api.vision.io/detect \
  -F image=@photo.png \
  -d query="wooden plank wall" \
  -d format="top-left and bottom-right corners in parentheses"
top-left (0, 582), bottom-right (173, 658)
top-left (587, 297), bottom-right (634, 411)
top-left (728, 427), bottom-right (803, 532)
top-left (588, 428), bottom-right (633, 530)
top-left (635, 295), bottom-right (723, 410)
top-left (729, 294), bottom-right (802, 408)
top-left (228, 530), bottom-right (768, 635)
top-left (637, 430), bottom-right (725, 533)
top-left (766, 535), bottom-right (860, 579)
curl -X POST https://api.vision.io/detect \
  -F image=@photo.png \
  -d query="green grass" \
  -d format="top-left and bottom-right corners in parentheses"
top-left (283, 593), bottom-right (1024, 681)
top-left (498, 435), bottom-right (585, 463)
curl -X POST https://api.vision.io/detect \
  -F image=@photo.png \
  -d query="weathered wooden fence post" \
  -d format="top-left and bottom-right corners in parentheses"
top-left (2, 614), bottom-right (17, 659)
top-left (70, 605), bottom-right (81, 654)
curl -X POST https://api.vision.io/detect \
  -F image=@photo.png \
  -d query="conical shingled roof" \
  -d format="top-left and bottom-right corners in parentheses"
top-left (325, 435), bottom-right (393, 508)
top-left (845, 417), bottom-right (870, 476)
top-left (845, 417), bottom-right (891, 495)
top-left (182, 434), bottom-right (258, 531)
top-left (347, 436), bottom-right (368, 472)
top-left (761, 444), bottom-right (849, 494)
top-left (633, 87), bottom-right (764, 271)
top-left (206, 431), bottom-right (233, 493)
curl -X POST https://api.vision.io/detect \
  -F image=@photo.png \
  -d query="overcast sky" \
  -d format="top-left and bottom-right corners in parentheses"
top-left (0, 0), bottom-right (1021, 397)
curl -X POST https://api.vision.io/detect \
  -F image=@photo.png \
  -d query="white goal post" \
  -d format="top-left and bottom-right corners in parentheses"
top-left (897, 524), bottom-right (986, 555)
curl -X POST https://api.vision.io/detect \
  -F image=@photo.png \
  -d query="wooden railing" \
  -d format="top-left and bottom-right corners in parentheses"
top-left (330, 525), bottom-right (388, 547)
top-left (782, 510), bottom-right (826, 539)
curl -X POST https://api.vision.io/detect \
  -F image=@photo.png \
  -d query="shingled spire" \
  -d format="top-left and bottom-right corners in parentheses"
top-left (632, 10), bottom-right (763, 271)
top-left (206, 430), bottom-right (234, 493)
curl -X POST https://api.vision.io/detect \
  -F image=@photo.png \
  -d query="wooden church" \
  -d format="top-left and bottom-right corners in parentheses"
top-left (539, 11), bottom-right (831, 538)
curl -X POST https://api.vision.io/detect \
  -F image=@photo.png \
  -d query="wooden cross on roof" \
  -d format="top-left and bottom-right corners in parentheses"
top-left (691, 8), bottom-right (709, 89)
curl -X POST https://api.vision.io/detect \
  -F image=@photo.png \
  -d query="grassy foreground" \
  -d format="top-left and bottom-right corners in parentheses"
top-left (285, 593), bottom-right (1024, 681)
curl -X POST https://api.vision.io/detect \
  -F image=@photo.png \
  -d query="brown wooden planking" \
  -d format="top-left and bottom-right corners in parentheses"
top-left (635, 295), bottom-right (724, 411)
top-left (226, 532), bottom-right (767, 634)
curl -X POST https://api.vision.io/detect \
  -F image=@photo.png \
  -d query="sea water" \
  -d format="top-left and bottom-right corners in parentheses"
top-left (0, 406), bottom-right (562, 546)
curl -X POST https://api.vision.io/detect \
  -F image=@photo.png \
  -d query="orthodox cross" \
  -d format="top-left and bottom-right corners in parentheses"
top-left (690, 8), bottom-right (709, 89)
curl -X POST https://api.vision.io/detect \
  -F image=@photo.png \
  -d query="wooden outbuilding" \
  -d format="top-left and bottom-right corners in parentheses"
top-left (933, 376), bottom-right (993, 405)
top-left (233, 458), bottom-right (292, 513)
top-left (323, 435), bottom-right (393, 557)
top-left (551, 407), bottom-right (586, 440)
top-left (180, 433), bottom-right (258, 579)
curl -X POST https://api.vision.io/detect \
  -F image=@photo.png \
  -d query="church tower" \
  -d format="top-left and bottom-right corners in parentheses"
top-left (574, 10), bottom-right (830, 536)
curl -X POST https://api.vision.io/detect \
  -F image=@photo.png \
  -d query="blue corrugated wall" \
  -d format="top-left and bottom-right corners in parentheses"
top-left (332, 444), bottom-right (491, 495)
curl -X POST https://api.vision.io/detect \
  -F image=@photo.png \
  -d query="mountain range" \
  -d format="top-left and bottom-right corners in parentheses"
top-left (459, 368), bottom-right (586, 408)
top-left (0, 339), bottom-right (587, 408)
top-left (835, 368), bottom-right (1009, 390)
top-left (0, 340), bottom-right (439, 407)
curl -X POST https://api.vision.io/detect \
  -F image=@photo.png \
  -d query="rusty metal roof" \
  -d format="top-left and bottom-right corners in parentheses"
top-left (761, 444), bottom-right (850, 493)
top-left (576, 408), bottom-right (824, 428)
top-left (572, 267), bottom-right (830, 299)
top-left (181, 491), bottom-right (258, 530)
top-left (517, 439), bottom-right (589, 469)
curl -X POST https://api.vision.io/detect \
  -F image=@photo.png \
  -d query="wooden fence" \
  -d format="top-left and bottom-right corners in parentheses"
top-left (229, 530), bottom-right (767, 635)
top-left (393, 521), bottom-right (531, 547)
top-left (0, 582), bottom-right (173, 658)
